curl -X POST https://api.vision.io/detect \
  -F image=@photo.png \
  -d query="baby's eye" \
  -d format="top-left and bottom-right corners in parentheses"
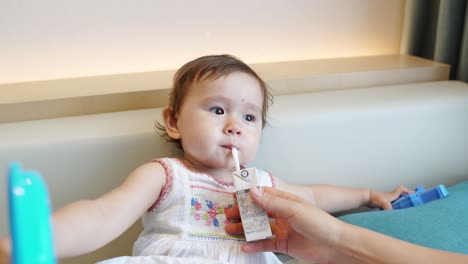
top-left (210, 107), bottom-right (225, 115)
top-left (244, 114), bottom-right (256, 122)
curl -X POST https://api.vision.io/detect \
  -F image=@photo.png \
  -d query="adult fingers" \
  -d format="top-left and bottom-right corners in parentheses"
top-left (258, 187), bottom-right (303, 202)
top-left (250, 187), bottom-right (304, 219)
top-left (227, 191), bottom-right (286, 219)
top-left (242, 238), bottom-right (280, 254)
top-left (225, 222), bottom-right (244, 235)
top-left (225, 204), bottom-right (241, 219)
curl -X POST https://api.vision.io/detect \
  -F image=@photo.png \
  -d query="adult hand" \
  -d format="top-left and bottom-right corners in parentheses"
top-left (225, 187), bottom-right (344, 263)
top-left (226, 187), bottom-right (468, 264)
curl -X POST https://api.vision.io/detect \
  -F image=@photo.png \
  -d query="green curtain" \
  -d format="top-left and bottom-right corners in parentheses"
top-left (401, 0), bottom-right (468, 82)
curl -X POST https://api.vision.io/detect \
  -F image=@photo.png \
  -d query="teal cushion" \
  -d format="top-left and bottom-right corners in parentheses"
top-left (338, 181), bottom-right (468, 254)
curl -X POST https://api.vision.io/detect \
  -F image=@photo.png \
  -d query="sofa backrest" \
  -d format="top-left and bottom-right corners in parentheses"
top-left (1, 80), bottom-right (468, 263)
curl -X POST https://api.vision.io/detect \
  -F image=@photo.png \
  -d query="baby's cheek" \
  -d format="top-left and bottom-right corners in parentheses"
top-left (244, 140), bottom-right (261, 162)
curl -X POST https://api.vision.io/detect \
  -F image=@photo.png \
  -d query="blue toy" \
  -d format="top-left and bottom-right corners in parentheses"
top-left (8, 162), bottom-right (56, 264)
top-left (391, 184), bottom-right (449, 209)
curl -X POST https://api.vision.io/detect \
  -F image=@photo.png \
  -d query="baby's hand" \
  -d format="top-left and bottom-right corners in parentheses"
top-left (367, 185), bottom-right (412, 210)
top-left (0, 238), bottom-right (11, 264)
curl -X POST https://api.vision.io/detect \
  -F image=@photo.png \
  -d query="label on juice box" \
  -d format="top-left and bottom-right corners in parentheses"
top-left (232, 167), bottom-right (272, 242)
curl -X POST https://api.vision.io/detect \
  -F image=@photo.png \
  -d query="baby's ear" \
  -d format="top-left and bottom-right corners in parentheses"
top-left (162, 106), bottom-right (181, 139)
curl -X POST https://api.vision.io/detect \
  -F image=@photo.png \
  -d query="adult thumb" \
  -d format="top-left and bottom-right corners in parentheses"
top-left (250, 187), bottom-right (302, 219)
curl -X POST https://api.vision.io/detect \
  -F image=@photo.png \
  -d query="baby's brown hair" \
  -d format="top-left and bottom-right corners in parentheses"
top-left (156, 54), bottom-right (272, 148)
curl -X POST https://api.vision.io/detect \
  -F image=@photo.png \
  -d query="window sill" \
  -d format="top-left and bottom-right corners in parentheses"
top-left (0, 54), bottom-right (449, 123)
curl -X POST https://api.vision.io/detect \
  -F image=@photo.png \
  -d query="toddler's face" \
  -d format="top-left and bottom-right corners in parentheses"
top-left (176, 72), bottom-right (264, 170)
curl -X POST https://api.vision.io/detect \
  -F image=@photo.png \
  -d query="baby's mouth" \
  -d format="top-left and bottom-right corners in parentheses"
top-left (222, 145), bottom-right (238, 150)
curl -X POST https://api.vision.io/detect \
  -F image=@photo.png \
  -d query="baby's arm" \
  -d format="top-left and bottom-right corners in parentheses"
top-left (0, 239), bottom-right (10, 264)
top-left (1, 161), bottom-right (166, 260)
top-left (273, 177), bottom-right (409, 213)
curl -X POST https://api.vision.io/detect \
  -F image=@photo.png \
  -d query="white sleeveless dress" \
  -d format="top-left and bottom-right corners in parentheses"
top-left (97, 158), bottom-right (282, 264)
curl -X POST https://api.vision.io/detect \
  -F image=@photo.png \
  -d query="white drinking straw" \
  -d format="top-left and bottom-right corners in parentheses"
top-left (231, 147), bottom-right (241, 171)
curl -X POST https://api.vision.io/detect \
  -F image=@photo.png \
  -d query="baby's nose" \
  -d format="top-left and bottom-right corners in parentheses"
top-left (224, 118), bottom-right (241, 135)
top-left (226, 128), bottom-right (241, 135)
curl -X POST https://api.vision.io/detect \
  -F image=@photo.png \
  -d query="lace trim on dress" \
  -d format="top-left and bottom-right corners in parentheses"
top-left (147, 159), bottom-right (173, 212)
top-left (189, 184), bottom-right (233, 194)
top-left (188, 232), bottom-right (246, 242)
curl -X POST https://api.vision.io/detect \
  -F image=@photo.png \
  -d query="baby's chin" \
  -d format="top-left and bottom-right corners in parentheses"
top-left (184, 157), bottom-right (227, 169)
top-left (205, 160), bottom-right (245, 172)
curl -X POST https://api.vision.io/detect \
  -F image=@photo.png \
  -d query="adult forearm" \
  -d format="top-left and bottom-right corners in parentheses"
top-left (332, 222), bottom-right (468, 264)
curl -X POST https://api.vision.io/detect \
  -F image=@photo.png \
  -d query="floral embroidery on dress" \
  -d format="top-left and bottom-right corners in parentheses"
top-left (190, 198), bottom-right (232, 227)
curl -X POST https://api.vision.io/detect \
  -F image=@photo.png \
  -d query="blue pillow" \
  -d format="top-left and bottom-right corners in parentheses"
top-left (338, 181), bottom-right (468, 254)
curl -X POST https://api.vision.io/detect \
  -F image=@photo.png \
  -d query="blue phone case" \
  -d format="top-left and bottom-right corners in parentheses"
top-left (8, 162), bottom-right (56, 264)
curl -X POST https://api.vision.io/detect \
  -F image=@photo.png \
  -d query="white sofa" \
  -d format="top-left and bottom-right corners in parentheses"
top-left (1, 80), bottom-right (468, 263)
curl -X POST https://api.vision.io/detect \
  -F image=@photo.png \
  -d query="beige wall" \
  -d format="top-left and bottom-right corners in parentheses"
top-left (0, 0), bottom-right (404, 85)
